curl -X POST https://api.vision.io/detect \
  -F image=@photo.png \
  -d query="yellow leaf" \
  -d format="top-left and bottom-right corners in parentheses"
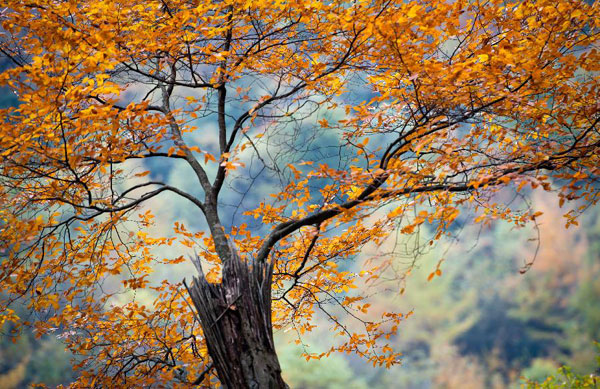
top-left (135, 171), bottom-right (150, 177)
top-left (204, 153), bottom-right (216, 164)
top-left (407, 5), bottom-right (420, 18)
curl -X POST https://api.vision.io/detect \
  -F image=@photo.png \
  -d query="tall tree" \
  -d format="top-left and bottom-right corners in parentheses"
top-left (0, 0), bottom-right (598, 387)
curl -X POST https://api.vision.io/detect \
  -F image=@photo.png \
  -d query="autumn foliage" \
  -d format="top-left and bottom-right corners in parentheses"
top-left (0, 0), bottom-right (598, 387)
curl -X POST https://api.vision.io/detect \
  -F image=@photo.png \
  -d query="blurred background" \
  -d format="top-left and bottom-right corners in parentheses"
top-left (277, 191), bottom-right (600, 388)
top-left (1, 56), bottom-right (599, 388)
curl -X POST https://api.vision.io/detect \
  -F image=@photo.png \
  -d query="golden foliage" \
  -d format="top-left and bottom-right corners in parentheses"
top-left (0, 0), bottom-right (598, 385)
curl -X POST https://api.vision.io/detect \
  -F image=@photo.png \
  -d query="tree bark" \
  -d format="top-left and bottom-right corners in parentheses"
top-left (186, 250), bottom-right (288, 389)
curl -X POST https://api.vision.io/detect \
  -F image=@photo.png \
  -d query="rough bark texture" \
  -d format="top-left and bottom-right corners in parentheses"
top-left (187, 251), bottom-right (288, 389)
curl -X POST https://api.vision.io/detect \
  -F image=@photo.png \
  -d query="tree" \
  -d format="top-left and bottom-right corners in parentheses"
top-left (0, 0), bottom-right (598, 387)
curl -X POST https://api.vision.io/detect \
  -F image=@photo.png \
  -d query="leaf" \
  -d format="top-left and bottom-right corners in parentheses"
top-left (134, 170), bottom-right (150, 177)
top-left (204, 153), bottom-right (216, 164)
top-left (407, 5), bottom-right (420, 18)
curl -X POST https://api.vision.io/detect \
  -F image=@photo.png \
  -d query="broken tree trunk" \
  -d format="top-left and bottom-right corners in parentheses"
top-left (186, 251), bottom-right (288, 389)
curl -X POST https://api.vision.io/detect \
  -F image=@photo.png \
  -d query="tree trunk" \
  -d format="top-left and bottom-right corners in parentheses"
top-left (186, 251), bottom-right (288, 389)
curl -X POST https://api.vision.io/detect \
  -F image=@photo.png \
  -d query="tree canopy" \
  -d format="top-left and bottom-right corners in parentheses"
top-left (0, 0), bottom-right (598, 387)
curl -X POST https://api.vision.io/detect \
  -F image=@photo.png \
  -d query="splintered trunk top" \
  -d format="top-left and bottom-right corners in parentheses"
top-left (187, 253), bottom-right (288, 389)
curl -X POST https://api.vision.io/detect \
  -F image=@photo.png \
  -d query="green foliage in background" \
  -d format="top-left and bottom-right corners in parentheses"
top-left (522, 343), bottom-right (599, 388)
top-left (0, 300), bottom-right (77, 388)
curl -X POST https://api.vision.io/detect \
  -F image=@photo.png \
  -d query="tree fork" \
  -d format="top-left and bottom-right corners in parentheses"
top-left (186, 252), bottom-right (288, 389)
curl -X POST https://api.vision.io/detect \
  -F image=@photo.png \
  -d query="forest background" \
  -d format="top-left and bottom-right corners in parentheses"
top-left (0, 37), bottom-right (598, 388)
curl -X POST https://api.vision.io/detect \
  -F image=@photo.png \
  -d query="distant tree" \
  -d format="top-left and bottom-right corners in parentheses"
top-left (0, 0), bottom-right (598, 387)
